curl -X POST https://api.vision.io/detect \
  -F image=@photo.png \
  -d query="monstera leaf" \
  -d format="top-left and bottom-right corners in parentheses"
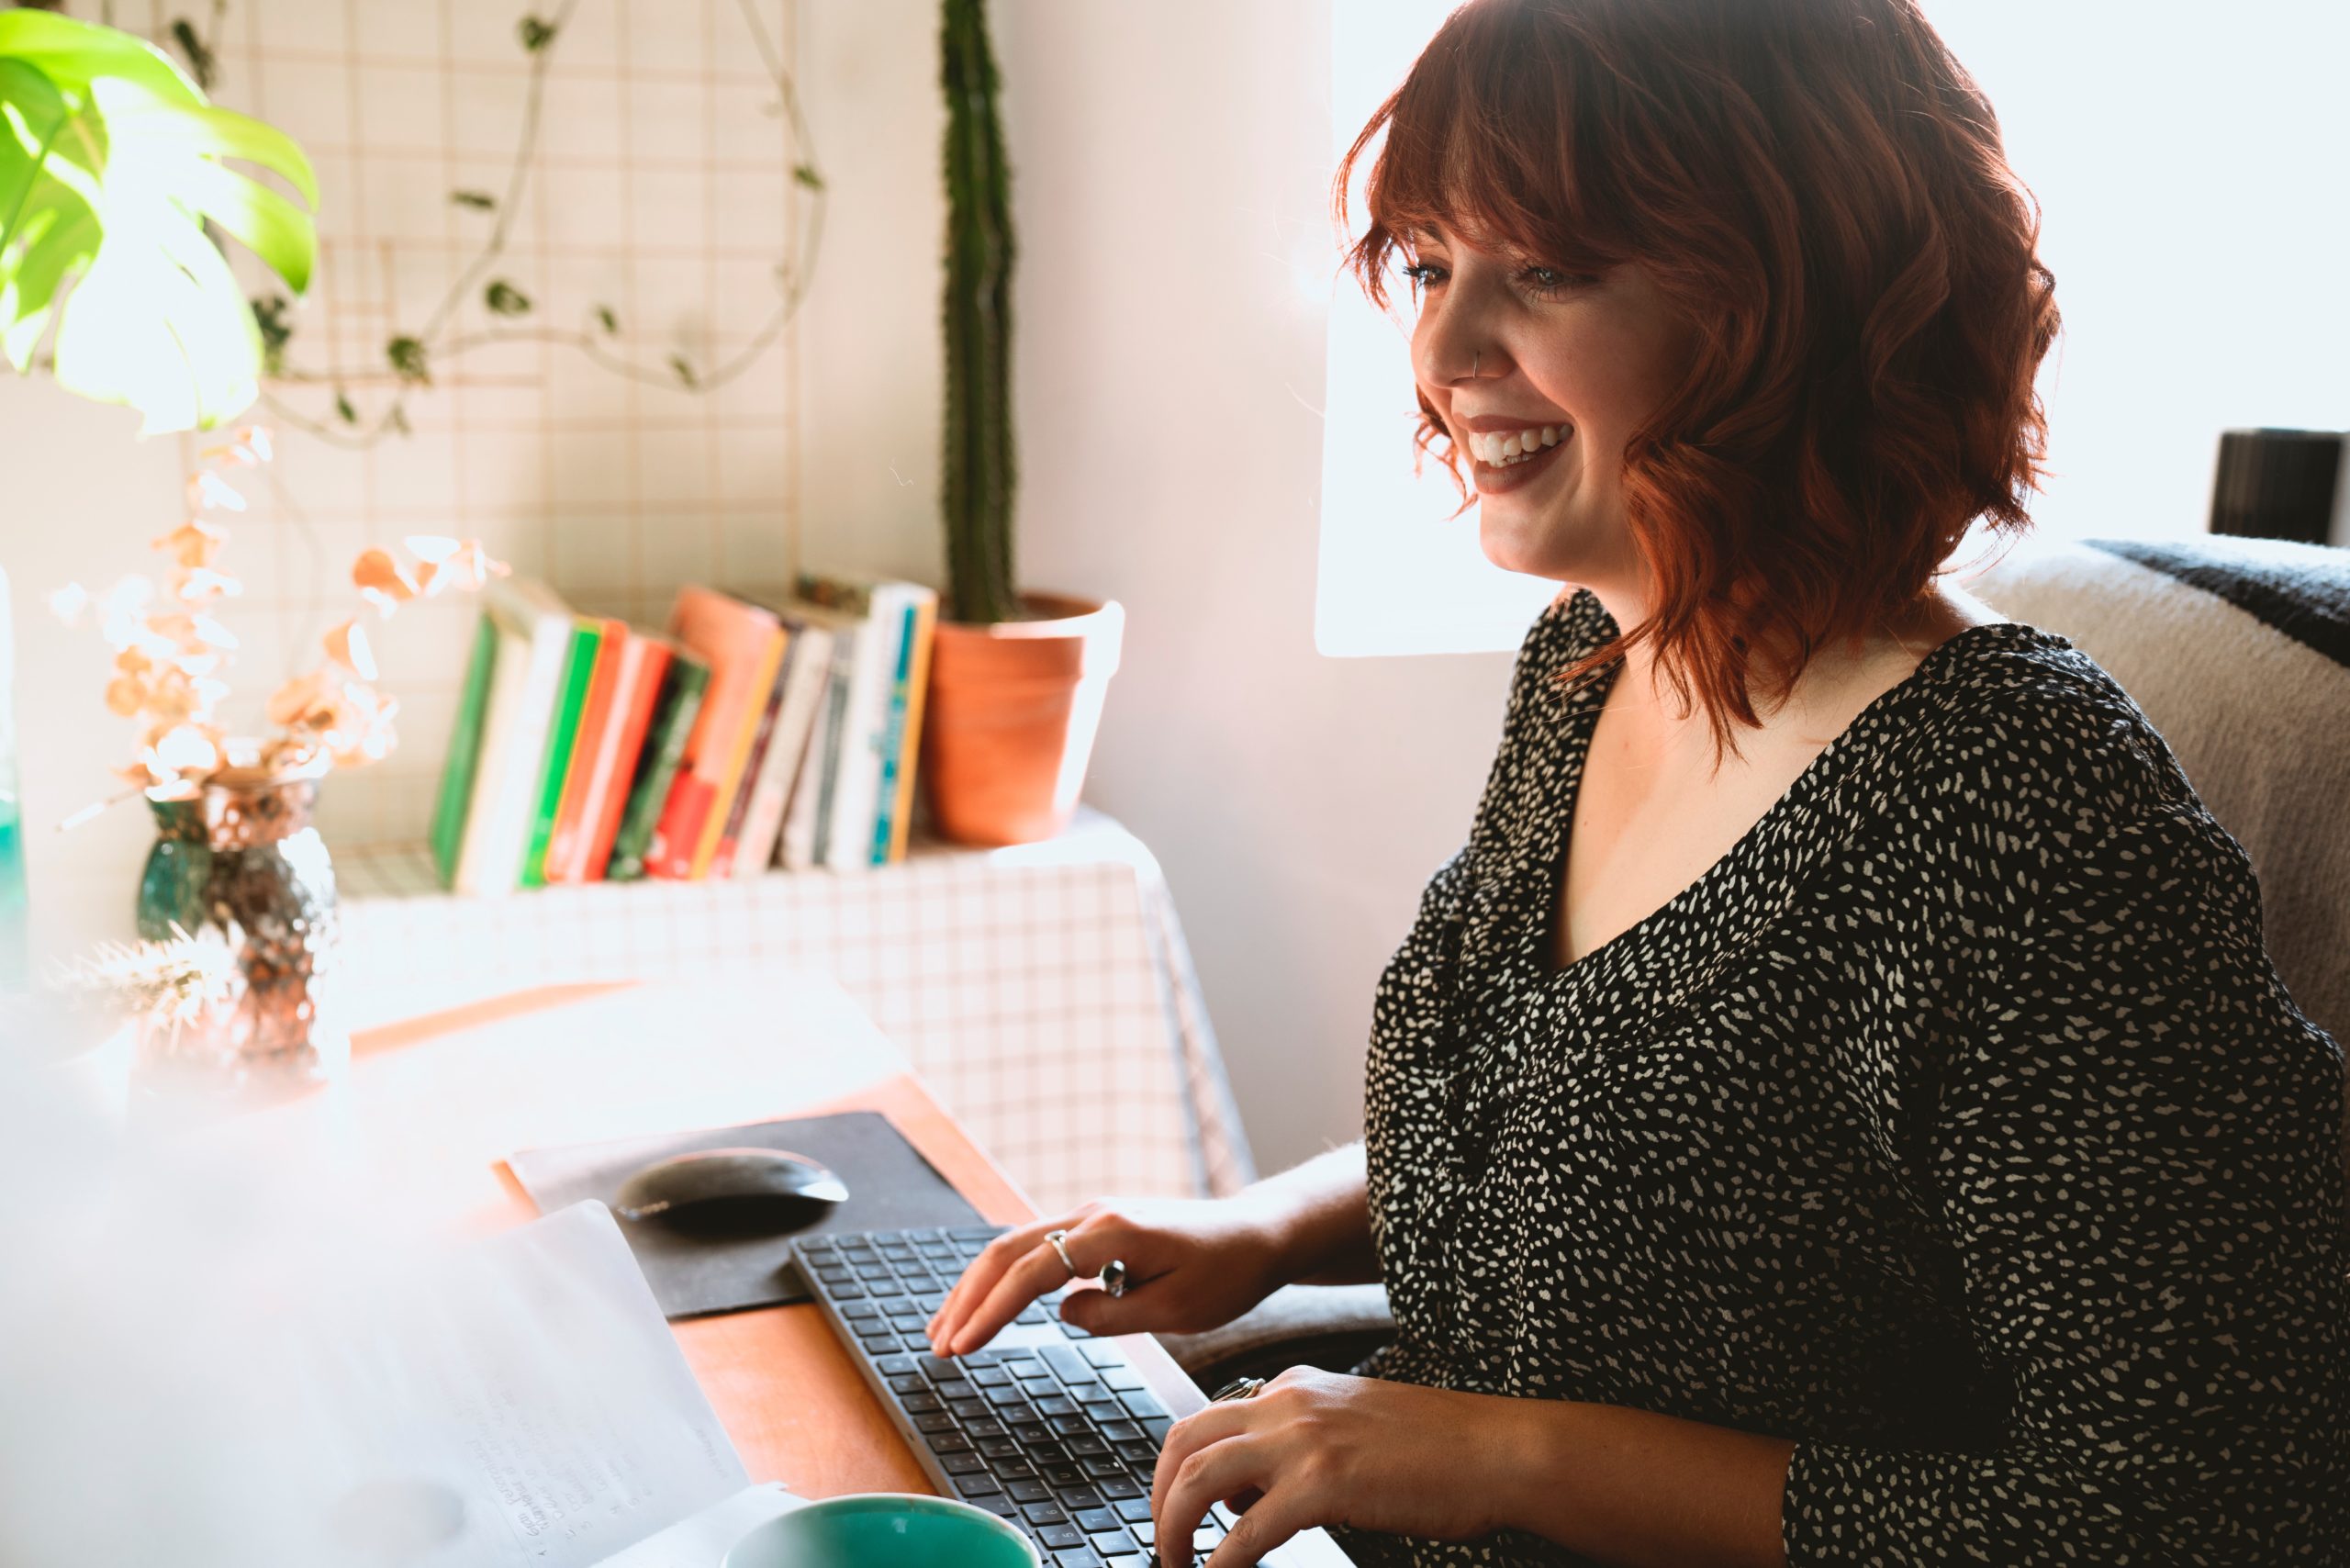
top-left (0, 9), bottom-right (317, 433)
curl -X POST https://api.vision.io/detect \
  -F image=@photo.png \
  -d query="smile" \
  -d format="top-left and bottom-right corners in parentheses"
top-left (1467, 426), bottom-right (1570, 495)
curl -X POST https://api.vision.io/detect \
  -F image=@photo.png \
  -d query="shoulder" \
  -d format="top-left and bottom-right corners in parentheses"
top-left (1504, 585), bottom-right (1614, 721)
top-left (1881, 621), bottom-right (2208, 857)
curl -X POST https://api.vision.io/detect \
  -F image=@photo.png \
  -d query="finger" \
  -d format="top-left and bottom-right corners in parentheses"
top-left (1203, 1485), bottom-right (1306, 1568)
top-left (927, 1215), bottom-right (1073, 1349)
top-left (1149, 1402), bottom-right (1258, 1546)
top-left (943, 1227), bottom-right (1091, 1355)
top-left (1154, 1431), bottom-right (1266, 1568)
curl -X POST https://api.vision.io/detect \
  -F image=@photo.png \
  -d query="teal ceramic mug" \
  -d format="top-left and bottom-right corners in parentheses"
top-left (724, 1493), bottom-right (1042, 1568)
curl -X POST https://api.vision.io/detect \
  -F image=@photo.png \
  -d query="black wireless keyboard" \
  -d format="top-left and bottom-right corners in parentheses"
top-left (789, 1224), bottom-right (1355, 1567)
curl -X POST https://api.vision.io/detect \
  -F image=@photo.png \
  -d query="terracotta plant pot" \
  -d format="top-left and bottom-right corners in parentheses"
top-left (920, 592), bottom-right (1124, 846)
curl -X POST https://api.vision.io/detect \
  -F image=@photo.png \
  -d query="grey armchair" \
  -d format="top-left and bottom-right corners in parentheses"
top-left (1155, 532), bottom-right (2350, 1392)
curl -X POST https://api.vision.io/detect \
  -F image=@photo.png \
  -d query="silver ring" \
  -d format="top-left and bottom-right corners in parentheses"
top-left (1044, 1227), bottom-right (1079, 1280)
top-left (1208, 1376), bottom-right (1264, 1402)
top-left (1101, 1259), bottom-right (1129, 1298)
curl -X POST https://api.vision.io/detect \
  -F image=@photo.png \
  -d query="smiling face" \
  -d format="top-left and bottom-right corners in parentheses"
top-left (1404, 223), bottom-right (1703, 603)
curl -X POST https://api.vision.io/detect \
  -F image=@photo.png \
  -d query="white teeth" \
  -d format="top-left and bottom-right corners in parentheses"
top-left (1468, 424), bottom-right (1570, 466)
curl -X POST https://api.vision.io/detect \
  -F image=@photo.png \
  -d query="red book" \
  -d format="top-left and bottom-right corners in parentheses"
top-left (541, 617), bottom-right (626, 882)
top-left (571, 633), bottom-right (675, 882)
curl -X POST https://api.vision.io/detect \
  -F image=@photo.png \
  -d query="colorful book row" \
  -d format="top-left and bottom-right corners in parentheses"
top-left (428, 571), bottom-right (940, 894)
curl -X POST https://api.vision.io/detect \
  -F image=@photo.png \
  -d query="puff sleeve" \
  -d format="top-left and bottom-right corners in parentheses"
top-left (1782, 804), bottom-right (2350, 1564)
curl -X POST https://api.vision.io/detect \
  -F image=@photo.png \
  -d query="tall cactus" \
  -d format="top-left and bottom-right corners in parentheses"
top-left (940, 0), bottom-right (1018, 625)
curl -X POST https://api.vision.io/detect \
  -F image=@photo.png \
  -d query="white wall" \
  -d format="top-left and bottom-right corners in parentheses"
top-left (981, 0), bottom-right (1506, 1177)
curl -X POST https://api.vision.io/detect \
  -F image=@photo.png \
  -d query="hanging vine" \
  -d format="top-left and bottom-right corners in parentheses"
top-left (151, 0), bottom-right (833, 450)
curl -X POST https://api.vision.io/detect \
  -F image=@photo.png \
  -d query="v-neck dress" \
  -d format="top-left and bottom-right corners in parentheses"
top-left (1326, 588), bottom-right (2348, 1566)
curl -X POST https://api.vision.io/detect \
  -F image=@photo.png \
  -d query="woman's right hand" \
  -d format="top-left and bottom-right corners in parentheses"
top-left (924, 1194), bottom-right (1298, 1358)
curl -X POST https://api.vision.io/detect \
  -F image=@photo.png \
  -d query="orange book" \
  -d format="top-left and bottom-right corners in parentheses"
top-left (542, 617), bottom-right (626, 882)
top-left (572, 633), bottom-right (675, 882)
top-left (645, 588), bottom-right (786, 879)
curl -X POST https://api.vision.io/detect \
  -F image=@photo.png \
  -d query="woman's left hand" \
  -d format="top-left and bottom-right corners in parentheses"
top-left (1151, 1365), bottom-right (1523, 1567)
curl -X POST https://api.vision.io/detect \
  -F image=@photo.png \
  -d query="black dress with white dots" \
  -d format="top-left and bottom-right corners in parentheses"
top-left (1324, 588), bottom-right (2348, 1567)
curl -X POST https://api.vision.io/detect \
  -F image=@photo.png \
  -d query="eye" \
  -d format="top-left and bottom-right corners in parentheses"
top-left (1401, 260), bottom-right (1449, 288)
top-left (1517, 265), bottom-right (1593, 296)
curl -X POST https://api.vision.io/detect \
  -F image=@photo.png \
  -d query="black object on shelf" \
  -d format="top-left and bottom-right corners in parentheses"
top-left (2209, 428), bottom-right (2346, 546)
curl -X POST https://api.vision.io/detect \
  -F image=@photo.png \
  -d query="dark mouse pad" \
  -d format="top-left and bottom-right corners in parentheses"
top-left (508, 1111), bottom-right (987, 1320)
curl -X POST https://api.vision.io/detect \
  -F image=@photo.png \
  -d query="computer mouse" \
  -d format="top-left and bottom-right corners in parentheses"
top-left (613, 1147), bottom-right (850, 1238)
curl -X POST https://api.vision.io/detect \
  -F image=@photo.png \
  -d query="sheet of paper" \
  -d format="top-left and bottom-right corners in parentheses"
top-left (588, 1483), bottom-right (806, 1568)
top-left (291, 1200), bottom-right (753, 1566)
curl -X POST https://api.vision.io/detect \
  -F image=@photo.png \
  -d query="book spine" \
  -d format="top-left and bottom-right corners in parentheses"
top-left (580, 640), bottom-right (671, 880)
top-left (868, 597), bottom-right (920, 866)
top-left (885, 594), bottom-right (939, 865)
top-left (469, 601), bottom-right (574, 899)
top-left (429, 611), bottom-right (499, 890)
top-left (822, 596), bottom-right (899, 873)
top-left (712, 637), bottom-right (792, 877)
top-left (520, 621), bottom-right (603, 889)
top-left (733, 624), bottom-right (829, 878)
top-left (809, 630), bottom-right (856, 867)
top-left (685, 628), bottom-right (787, 880)
top-left (543, 619), bottom-right (624, 882)
top-left (609, 659), bottom-right (710, 882)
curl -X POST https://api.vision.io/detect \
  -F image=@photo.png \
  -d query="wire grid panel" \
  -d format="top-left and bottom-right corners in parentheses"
top-left (123, 0), bottom-right (806, 850)
top-left (337, 807), bottom-right (1258, 1213)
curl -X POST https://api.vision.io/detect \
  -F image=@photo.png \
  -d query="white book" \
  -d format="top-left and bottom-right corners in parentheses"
top-left (778, 615), bottom-right (856, 873)
top-left (732, 620), bottom-right (834, 878)
top-left (455, 577), bottom-right (576, 899)
top-left (820, 583), bottom-right (917, 875)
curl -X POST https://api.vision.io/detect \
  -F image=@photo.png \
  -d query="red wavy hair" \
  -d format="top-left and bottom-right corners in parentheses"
top-left (1336, 0), bottom-right (2063, 758)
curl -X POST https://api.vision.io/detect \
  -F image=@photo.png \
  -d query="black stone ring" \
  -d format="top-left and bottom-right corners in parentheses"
top-left (1101, 1258), bottom-right (1129, 1297)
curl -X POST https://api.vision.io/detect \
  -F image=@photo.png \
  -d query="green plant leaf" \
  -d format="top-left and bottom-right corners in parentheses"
top-left (518, 16), bottom-right (558, 52)
top-left (667, 353), bottom-right (697, 388)
top-left (0, 10), bottom-right (203, 109)
top-left (484, 277), bottom-right (530, 316)
top-left (792, 162), bottom-right (823, 191)
top-left (333, 386), bottom-right (356, 424)
top-left (1, 13), bottom-right (319, 431)
top-left (593, 303), bottom-right (617, 334)
top-left (450, 187), bottom-right (495, 211)
top-left (386, 334), bottom-right (430, 386)
top-left (249, 291), bottom-right (289, 374)
top-left (167, 17), bottom-right (215, 92)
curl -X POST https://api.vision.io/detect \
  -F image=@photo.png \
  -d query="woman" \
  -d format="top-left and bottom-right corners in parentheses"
top-left (926, 0), bottom-right (2350, 1562)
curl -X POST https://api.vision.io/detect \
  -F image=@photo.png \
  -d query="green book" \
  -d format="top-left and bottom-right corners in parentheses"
top-left (428, 611), bottom-right (501, 890)
top-left (519, 619), bottom-right (605, 889)
top-left (606, 650), bottom-right (711, 883)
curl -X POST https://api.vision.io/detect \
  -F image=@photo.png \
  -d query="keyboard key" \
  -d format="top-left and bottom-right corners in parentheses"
top-left (1073, 1506), bottom-right (1121, 1533)
top-left (840, 1301), bottom-right (882, 1319)
top-left (1100, 1368), bottom-right (1146, 1392)
top-left (1051, 1547), bottom-right (1104, 1568)
top-left (1099, 1419), bottom-right (1140, 1441)
top-left (901, 1392), bottom-right (944, 1414)
top-left (912, 1412), bottom-right (957, 1434)
top-left (932, 1430), bottom-right (972, 1453)
top-left (951, 1473), bottom-right (1002, 1499)
top-left (1113, 1497), bottom-right (1152, 1524)
top-left (1089, 1529), bottom-right (1137, 1555)
top-left (941, 1452), bottom-right (989, 1475)
top-left (1021, 1501), bottom-right (1066, 1526)
top-left (1080, 1343), bottom-right (1125, 1368)
top-left (1042, 1346), bottom-right (1101, 1385)
top-left (1007, 1478), bottom-right (1052, 1504)
top-left (1035, 1394), bottom-right (1079, 1417)
top-left (1097, 1476), bottom-right (1146, 1502)
top-left (1116, 1390), bottom-right (1167, 1420)
top-left (1140, 1417), bottom-right (1172, 1442)
top-left (1037, 1522), bottom-right (1086, 1550)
